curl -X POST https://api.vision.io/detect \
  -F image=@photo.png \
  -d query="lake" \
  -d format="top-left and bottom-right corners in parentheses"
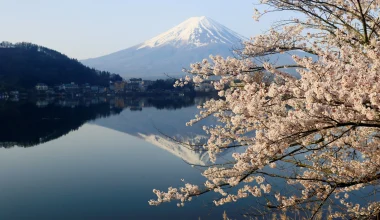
top-left (0, 96), bottom-right (375, 219)
top-left (0, 96), bottom-right (244, 220)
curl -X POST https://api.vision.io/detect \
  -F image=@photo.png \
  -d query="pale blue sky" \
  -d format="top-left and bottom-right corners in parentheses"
top-left (0, 0), bottom-right (295, 59)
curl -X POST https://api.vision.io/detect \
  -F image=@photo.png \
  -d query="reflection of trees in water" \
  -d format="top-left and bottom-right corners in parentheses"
top-left (121, 95), bottom-right (218, 110)
top-left (0, 96), bottom-right (213, 148)
top-left (145, 97), bottom-right (194, 110)
top-left (0, 101), bottom-right (123, 148)
top-left (112, 95), bottom-right (211, 110)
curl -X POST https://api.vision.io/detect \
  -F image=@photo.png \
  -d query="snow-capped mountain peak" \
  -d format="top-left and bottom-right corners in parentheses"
top-left (82, 16), bottom-right (246, 78)
top-left (137, 16), bottom-right (245, 49)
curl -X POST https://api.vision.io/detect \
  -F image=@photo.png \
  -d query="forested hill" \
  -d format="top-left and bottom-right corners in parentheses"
top-left (0, 42), bottom-right (122, 90)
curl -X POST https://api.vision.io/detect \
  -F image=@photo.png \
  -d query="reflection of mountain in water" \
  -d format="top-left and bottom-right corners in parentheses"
top-left (93, 97), bottom-right (218, 165)
top-left (0, 98), bottom-right (123, 148)
top-left (1, 95), bottom-right (222, 165)
top-left (140, 134), bottom-right (210, 165)
top-left (0, 96), bottom-right (212, 149)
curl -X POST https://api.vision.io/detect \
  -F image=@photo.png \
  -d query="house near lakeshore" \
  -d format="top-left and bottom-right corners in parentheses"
top-left (81, 83), bottom-right (91, 93)
top-left (91, 86), bottom-right (99, 93)
top-left (114, 81), bottom-right (126, 93)
top-left (109, 84), bottom-right (115, 92)
top-left (35, 83), bottom-right (48, 91)
top-left (63, 83), bottom-right (79, 91)
top-left (98, 87), bottom-right (107, 94)
top-left (58, 82), bottom-right (79, 92)
top-left (123, 78), bottom-right (154, 92)
top-left (125, 78), bottom-right (143, 92)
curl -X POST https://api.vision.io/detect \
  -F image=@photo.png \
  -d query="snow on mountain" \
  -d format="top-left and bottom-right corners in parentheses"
top-left (137, 16), bottom-right (245, 49)
top-left (81, 16), bottom-right (245, 78)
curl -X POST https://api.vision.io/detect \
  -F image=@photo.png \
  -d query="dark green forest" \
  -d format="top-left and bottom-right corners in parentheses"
top-left (0, 42), bottom-right (122, 90)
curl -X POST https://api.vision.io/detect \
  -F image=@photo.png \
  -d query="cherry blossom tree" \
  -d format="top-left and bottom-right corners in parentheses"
top-left (149, 1), bottom-right (380, 219)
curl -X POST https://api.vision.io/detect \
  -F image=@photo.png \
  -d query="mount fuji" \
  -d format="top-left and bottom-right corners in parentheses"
top-left (81, 16), bottom-right (245, 78)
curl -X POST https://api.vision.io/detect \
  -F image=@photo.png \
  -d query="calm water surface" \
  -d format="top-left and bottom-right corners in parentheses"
top-left (0, 96), bottom-right (242, 220)
top-left (0, 96), bottom-right (375, 219)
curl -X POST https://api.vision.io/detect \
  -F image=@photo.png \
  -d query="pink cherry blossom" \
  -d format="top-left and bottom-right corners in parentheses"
top-left (151, 1), bottom-right (380, 219)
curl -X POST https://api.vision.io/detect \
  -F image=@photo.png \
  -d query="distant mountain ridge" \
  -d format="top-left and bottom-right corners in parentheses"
top-left (0, 42), bottom-right (122, 90)
top-left (81, 16), bottom-right (245, 78)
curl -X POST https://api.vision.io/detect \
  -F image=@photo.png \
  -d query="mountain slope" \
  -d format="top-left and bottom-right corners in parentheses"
top-left (82, 16), bottom-right (245, 78)
top-left (0, 42), bottom-right (122, 90)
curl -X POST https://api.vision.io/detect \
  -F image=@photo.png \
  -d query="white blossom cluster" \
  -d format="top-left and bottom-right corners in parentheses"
top-left (151, 1), bottom-right (380, 218)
